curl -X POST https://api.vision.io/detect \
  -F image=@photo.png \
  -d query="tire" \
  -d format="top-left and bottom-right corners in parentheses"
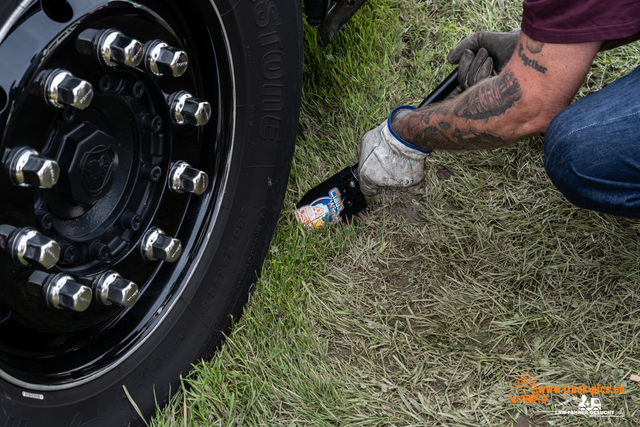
top-left (0, 0), bottom-right (302, 425)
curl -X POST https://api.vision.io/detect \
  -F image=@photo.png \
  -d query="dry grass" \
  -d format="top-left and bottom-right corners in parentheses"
top-left (152, 0), bottom-right (640, 425)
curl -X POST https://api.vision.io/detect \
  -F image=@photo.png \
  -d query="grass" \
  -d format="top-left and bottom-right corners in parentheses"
top-left (152, 0), bottom-right (640, 425)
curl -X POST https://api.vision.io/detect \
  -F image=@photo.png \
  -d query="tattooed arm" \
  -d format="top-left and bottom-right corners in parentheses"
top-left (393, 32), bottom-right (601, 152)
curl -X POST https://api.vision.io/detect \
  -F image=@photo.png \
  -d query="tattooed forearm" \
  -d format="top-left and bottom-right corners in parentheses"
top-left (409, 125), bottom-right (507, 151)
top-left (399, 104), bottom-right (451, 141)
top-left (395, 112), bottom-right (508, 151)
top-left (415, 125), bottom-right (448, 142)
top-left (518, 43), bottom-right (547, 73)
top-left (392, 72), bottom-right (526, 151)
top-left (453, 72), bottom-right (522, 121)
top-left (449, 128), bottom-right (507, 150)
top-left (417, 103), bottom-right (452, 127)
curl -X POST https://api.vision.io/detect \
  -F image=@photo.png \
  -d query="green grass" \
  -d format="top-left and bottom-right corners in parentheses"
top-left (152, 0), bottom-right (640, 425)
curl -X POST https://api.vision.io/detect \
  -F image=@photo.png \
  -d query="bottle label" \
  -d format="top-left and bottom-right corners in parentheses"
top-left (295, 187), bottom-right (344, 228)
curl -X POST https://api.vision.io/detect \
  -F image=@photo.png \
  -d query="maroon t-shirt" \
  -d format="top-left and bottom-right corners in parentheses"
top-left (521, 0), bottom-right (640, 43)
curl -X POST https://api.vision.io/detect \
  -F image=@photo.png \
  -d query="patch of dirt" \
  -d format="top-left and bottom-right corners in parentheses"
top-left (327, 342), bottom-right (356, 362)
top-left (385, 189), bottom-right (423, 224)
top-left (436, 168), bottom-right (451, 179)
top-left (515, 413), bottom-right (532, 427)
top-left (385, 272), bottom-right (417, 294)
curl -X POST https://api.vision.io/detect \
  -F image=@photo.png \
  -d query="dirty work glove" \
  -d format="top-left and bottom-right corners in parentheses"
top-left (357, 106), bottom-right (429, 196)
top-left (446, 29), bottom-right (520, 97)
top-left (448, 29), bottom-right (520, 73)
top-left (445, 47), bottom-right (494, 98)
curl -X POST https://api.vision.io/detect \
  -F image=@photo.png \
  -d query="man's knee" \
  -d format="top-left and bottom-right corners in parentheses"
top-left (544, 109), bottom-right (640, 218)
top-left (543, 68), bottom-right (640, 218)
top-left (543, 112), bottom-right (590, 208)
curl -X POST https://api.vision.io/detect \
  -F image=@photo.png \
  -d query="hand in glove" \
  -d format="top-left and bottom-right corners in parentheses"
top-left (448, 29), bottom-right (520, 73)
top-left (446, 29), bottom-right (520, 97)
top-left (358, 106), bottom-right (429, 196)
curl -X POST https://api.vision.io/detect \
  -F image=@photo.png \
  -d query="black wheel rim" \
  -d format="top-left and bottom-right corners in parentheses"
top-left (0, 0), bottom-right (233, 388)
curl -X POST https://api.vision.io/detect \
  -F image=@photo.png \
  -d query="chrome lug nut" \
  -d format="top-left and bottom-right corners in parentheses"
top-left (5, 147), bottom-right (60, 188)
top-left (43, 69), bottom-right (94, 109)
top-left (27, 271), bottom-right (92, 312)
top-left (0, 225), bottom-right (59, 269)
top-left (144, 40), bottom-right (189, 77)
top-left (170, 91), bottom-right (211, 126)
top-left (77, 28), bottom-right (143, 68)
top-left (169, 161), bottom-right (208, 195)
top-left (48, 275), bottom-right (92, 312)
top-left (140, 228), bottom-right (182, 262)
top-left (95, 271), bottom-right (139, 307)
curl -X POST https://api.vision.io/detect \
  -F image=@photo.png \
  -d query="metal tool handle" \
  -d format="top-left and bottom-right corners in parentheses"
top-left (418, 68), bottom-right (460, 108)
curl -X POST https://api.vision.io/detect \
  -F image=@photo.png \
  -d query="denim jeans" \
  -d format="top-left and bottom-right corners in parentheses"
top-left (544, 65), bottom-right (640, 219)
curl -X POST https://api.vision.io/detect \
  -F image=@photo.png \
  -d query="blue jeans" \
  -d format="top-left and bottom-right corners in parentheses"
top-left (544, 66), bottom-right (640, 219)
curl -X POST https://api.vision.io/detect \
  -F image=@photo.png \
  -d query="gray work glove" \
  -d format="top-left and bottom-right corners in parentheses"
top-left (358, 106), bottom-right (429, 196)
top-left (446, 29), bottom-right (521, 97)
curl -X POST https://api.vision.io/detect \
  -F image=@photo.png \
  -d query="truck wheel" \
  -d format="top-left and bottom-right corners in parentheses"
top-left (0, 0), bottom-right (302, 425)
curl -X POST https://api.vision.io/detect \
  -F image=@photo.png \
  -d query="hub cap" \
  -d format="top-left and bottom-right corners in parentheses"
top-left (0, 0), bottom-right (233, 388)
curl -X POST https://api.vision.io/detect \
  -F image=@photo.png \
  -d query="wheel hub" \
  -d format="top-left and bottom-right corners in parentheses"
top-left (39, 77), bottom-right (173, 272)
top-left (58, 122), bottom-right (119, 207)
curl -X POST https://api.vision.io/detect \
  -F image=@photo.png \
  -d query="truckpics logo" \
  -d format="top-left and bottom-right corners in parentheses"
top-left (509, 372), bottom-right (626, 419)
